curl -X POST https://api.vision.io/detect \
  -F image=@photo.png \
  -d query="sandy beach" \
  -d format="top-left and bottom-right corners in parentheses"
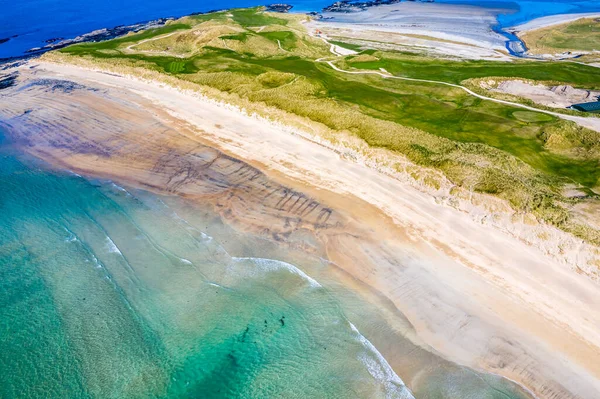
top-left (1, 60), bottom-right (600, 398)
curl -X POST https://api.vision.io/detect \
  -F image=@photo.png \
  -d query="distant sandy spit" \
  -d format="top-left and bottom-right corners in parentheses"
top-left (2, 60), bottom-right (600, 399)
top-left (312, 2), bottom-right (511, 59)
top-left (508, 12), bottom-right (600, 33)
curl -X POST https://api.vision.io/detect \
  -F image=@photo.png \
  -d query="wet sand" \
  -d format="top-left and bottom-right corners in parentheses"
top-left (1, 61), bottom-right (600, 398)
top-left (312, 2), bottom-right (511, 60)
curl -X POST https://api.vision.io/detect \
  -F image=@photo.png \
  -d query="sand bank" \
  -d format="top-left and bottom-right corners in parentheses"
top-left (508, 12), bottom-right (600, 34)
top-left (2, 61), bottom-right (600, 398)
top-left (491, 80), bottom-right (600, 109)
top-left (311, 2), bottom-right (511, 60)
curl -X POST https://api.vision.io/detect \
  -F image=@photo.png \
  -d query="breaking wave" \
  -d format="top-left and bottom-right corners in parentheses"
top-left (231, 256), bottom-right (322, 288)
top-left (349, 322), bottom-right (415, 399)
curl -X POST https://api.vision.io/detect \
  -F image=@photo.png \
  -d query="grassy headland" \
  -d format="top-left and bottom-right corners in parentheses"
top-left (520, 17), bottom-right (600, 55)
top-left (50, 7), bottom-right (600, 244)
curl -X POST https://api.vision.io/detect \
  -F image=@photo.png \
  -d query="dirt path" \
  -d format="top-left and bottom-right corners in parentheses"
top-left (124, 30), bottom-right (189, 58)
top-left (315, 35), bottom-right (600, 132)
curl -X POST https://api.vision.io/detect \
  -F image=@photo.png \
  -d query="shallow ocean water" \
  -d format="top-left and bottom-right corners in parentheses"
top-left (0, 151), bottom-right (419, 398)
top-left (0, 122), bottom-right (540, 399)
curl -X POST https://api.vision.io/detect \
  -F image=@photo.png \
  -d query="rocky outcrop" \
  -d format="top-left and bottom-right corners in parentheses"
top-left (265, 4), bottom-right (294, 13)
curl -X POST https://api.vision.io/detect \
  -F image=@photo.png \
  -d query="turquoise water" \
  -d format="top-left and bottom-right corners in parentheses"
top-left (0, 150), bottom-right (419, 398)
top-left (0, 150), bottom-right (538, 398)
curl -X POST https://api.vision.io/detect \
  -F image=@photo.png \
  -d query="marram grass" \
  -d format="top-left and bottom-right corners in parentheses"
top-left (52, 7), bottom-right (600, 245)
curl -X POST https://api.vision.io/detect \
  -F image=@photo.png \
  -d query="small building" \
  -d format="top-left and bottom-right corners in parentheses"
top-left (570, 101), bottom-right (600, 113)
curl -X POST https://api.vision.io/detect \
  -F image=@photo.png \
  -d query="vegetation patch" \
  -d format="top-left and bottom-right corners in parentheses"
top-left (512, 111), bottom-right (554, 123)
top-left (230, 7), bottom-right (288, 27)
top-left (259, 31), bottom-right (297, 51)
top-left (167, 61), bottom-right (186, 73)
top-left (344, 51), bottom-right (600, 89)
top-left (329, 40), bottom-right (363, 52)
top-left (520, 17), bottom-right (600, 54)
top-left (53, 7), bottom-right (600, 245)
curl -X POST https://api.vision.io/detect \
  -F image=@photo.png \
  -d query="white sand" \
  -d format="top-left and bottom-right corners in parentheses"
top-left (26, 60), bottom-right (600, 398)
top-left (312, 2), bottom-right (510, 59)
top-left (508, 12), bottom-right (600, 33)
top-left (493, 80), bottom-right (600, 108)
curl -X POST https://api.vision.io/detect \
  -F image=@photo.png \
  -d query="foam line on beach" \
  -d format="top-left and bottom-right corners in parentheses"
top-left (349, 321), bottom-right (416, 399)
top-left (232, 256), bottom-right (322, 288)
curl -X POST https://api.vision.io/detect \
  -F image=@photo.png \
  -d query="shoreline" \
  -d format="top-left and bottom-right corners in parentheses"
top-left (318, 2), bottom-right (510, 53)
top-left (3, 3), bottom-right (600, 62)
top-left (504, 12), bottom-right (600, 59)
top-left (0, 18), bottom-right (174, 63)
top-left (2, 59), bottom-right (600, 398)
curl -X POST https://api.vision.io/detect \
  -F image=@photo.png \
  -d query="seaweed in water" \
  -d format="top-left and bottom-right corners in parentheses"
top-left (240, 326), bottom-right (250, 342)
top-left (1, 60), bottom-right (27, 71)
top-left (0, 72), bottom-right (18, 90)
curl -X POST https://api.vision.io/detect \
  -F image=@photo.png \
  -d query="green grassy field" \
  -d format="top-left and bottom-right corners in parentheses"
top-left (342, 50), bottom-right (600, 88)
top-left (520, 17), bottom-right (600, 54)
top-left (55, 7), bottom-right (600, 243)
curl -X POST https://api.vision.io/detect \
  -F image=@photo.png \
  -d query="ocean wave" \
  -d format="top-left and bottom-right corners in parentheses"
top-left (62, 227), bottom-right (79, 243)
top-left (105, 236), bottom-right (122, 255)
top-left (67, 170), bottom-right (82, 178)
top-left (199, 231), bottom-right (213, 242)
top-left (232, 257), bottom-right (322, 288)
top-left (348, 322), bottom-right (415, 399)
top-left (152, 198), bottom-right (216, 244)
top-left (110, 182), bottom-right (131, 196)
top-left (88, 254), bottom-right (103, 269)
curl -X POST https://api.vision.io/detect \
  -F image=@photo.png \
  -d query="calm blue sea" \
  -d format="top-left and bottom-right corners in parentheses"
top-left (436, 0), bottom-right (600, 27)
top-left (1, 0), bottom-right (600, 59)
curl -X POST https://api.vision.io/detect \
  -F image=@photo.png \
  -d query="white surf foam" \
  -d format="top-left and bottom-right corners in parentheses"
top-left (63, 227), bottom-right (79, 243)
top-left (105, 237), bottom-right (122, 255)
top-left (349, 322), bottom-right (416, 399)
top-left (154, 198), bottom-right (215, 243)
top-left (199, 231), bottom-right (213, 242)
top-left (110, 182), bottom-right (131, 196)
top-left (86, 253), bottom-right (104, 270)
top-left (232, 257), bottom-right (322, 288)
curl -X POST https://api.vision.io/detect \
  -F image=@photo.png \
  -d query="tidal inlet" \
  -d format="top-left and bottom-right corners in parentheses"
top-left (1, 3), bottom-right (600, 399)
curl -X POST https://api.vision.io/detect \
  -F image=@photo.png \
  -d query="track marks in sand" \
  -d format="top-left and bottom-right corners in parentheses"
top-left (0, 78), bottom-right (343, 249)
top-left (315, 35), bottom-right (600, 133)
